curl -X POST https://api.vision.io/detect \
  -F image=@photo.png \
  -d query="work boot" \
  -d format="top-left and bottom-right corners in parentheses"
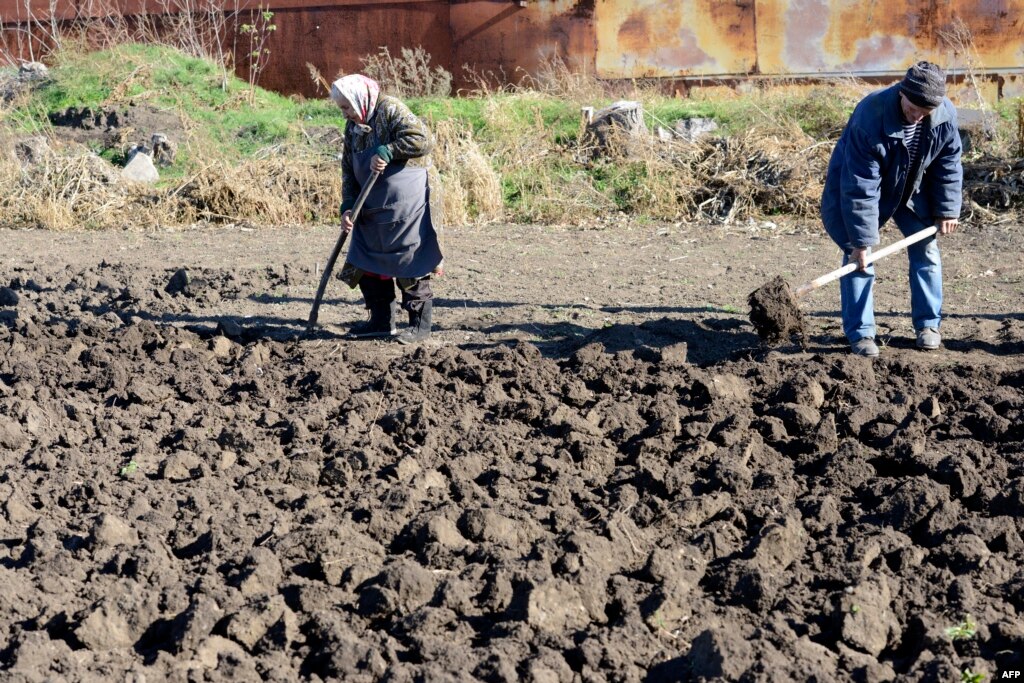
top-left (850, 337), bottom-right (879, 357)
top-left (397, 300), bottom-right (432, 345)
top-left (349, 278), bottom-right (397, 338)
top-left (916, 327), bottom-right (941, 350)
top-left (349, 300), bottom-right (397, 338)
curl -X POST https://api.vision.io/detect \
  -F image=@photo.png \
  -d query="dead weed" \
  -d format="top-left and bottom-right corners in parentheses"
top-left (0, 135), bottom-right (343, 229)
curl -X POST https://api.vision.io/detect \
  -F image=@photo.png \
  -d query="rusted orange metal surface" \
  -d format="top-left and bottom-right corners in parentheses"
top-left (595, 0), bottom-right (1024, 79)
top-left (594, 0), bottom-right (755, 79)
top-left (2, 0), bottom-right (1024, 97)
top-left (756, 0), bottom-right (1024, 77)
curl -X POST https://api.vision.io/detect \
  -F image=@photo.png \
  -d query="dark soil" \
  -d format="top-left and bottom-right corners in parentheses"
top-left (1, 220), bottom-right (1023, 681)
top-left (747, 275), bottom-right (805, 345)
top-left (48, 104), bottom-right (187, 156)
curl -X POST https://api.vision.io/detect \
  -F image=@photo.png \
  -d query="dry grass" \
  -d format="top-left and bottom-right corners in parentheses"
top-left (517, 54), bottom-right (608, 105)
top-left (5, 29), bottom-right (1020, 231)
top-left (459, 92), bottom-right (834, 226)
top-left (425, 76), bottom-right (864, 227)
top-left (0, 134), bottom-right (341, 230)
top-left (176, 153), bottom-right (340, 225)
top-left (431, 119), bottom-right (502, 223)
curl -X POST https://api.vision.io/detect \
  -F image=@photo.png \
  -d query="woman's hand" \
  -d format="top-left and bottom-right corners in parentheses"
top-left (371, 154), bottom-right (387, 173)
top-left (341, 210), bottom-right (354, 233)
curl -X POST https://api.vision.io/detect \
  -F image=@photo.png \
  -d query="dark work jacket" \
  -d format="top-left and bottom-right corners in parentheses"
top-left (820, 84), bottom-right (963, 249)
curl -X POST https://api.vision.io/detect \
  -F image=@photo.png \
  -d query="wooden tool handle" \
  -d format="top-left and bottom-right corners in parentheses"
top-left (348, 169), bottom-right (378, 219)
top-left (306, 170), bottom-right (381, 333)
top-left (792, 226), bottom-right (938, 298)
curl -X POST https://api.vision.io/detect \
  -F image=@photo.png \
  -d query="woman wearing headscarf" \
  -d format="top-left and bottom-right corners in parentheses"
top-left (330, 74), bottom-right (443, 344)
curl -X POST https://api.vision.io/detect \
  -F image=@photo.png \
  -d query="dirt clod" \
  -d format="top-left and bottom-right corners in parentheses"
top-left (748, 275), bottom-right (805, 344)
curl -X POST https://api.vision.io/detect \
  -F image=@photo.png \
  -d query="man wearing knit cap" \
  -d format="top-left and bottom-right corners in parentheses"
top-left (821, 61), bottom-right (963, 357)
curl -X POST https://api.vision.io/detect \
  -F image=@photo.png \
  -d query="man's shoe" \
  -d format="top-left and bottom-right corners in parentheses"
top-left (916, 327), bottom-right (941, 350)
top-left (851, 338), bottom-right (879, 357)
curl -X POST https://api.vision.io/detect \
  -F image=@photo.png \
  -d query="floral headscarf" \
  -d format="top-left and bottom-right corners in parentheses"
top-left (330, 74), bottom-right (380, 134)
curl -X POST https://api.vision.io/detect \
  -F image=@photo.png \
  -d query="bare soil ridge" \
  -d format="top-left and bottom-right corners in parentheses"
top-left (0, 222), bottom-right (1022, 681)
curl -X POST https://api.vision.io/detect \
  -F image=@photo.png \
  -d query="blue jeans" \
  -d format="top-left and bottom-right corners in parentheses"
top-left (840, 215), bottom-right (943, 343)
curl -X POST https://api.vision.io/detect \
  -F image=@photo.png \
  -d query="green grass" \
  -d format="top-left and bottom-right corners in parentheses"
top-left (409, 92), bottom-right (767, 144)
top-left (410, 96), bottom-right (489, 133)
top-left (9, 43), bottom-right (347, 167)
top-left (961, 669), bottom-right (985, 683)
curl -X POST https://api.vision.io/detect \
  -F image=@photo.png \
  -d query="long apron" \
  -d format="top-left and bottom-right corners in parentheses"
top-left (345, 141), bottom-right (443, 279)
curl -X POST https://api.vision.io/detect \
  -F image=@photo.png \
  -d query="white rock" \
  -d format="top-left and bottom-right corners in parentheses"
top-left (122, 152), bottom-right (159, 184)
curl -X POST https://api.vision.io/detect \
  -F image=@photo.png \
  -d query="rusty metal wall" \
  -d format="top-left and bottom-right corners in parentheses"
top-left (449, 0), bottom-right (595, 88)
top-left (0, 0), bottom-right (452, 98)
top-left (756, 0), bottom-right (1024, 77)
top-left (256, 2), bottom-right (451, 98)
top-left (3, 0), bottom-right (1024, 96)
top-left (594, 0), bottom-right (755, 79)
top-left (594, 0), bottom-right (1024, 79)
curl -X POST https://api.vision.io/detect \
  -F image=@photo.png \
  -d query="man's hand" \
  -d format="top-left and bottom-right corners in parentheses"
top-left (851, 246), bottom-right (871, 271)
top-left (936, 217), bottom-right (959, 235)
top-left (371, 154), bottom-right (387, 173)
top-left (341, 210), bottom-right (354, 233)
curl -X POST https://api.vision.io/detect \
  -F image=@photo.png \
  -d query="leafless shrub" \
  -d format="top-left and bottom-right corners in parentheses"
top-left (940, 17), bottom-right (986, 111)
top-left (685, 123), bottom-right (831, 222)
top-left (360, 46), bottom-right (452, 98)
top-left (459, 64), bottom-right (515, 97)
top-left (937, 17), bottom-right (1016, 159)
top-left (516, 53), bottom-right (606, 104)
top-left (0, 0), bottom-right (64, 65)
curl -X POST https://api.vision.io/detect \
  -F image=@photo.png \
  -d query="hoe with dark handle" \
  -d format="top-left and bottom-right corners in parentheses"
top-left (793, 226), bottom-right (938, 297)
top-left (306, 170), bottom-right (380, 335)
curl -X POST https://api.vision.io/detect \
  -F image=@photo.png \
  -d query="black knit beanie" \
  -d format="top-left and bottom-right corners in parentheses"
top-left (900, 61), bottom-right (946, 108)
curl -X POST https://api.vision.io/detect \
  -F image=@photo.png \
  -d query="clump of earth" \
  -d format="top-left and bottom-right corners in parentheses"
top-left (747, 274), bottom-right (806, 345)
top-left (1, 225), bottom-right (1023, 681)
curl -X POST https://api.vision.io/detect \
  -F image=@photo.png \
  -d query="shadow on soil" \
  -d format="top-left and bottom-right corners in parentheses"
top-left (62, 305), bottom-right (767, 366)
top-left (59, 296), bottom-right (1024, 364)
